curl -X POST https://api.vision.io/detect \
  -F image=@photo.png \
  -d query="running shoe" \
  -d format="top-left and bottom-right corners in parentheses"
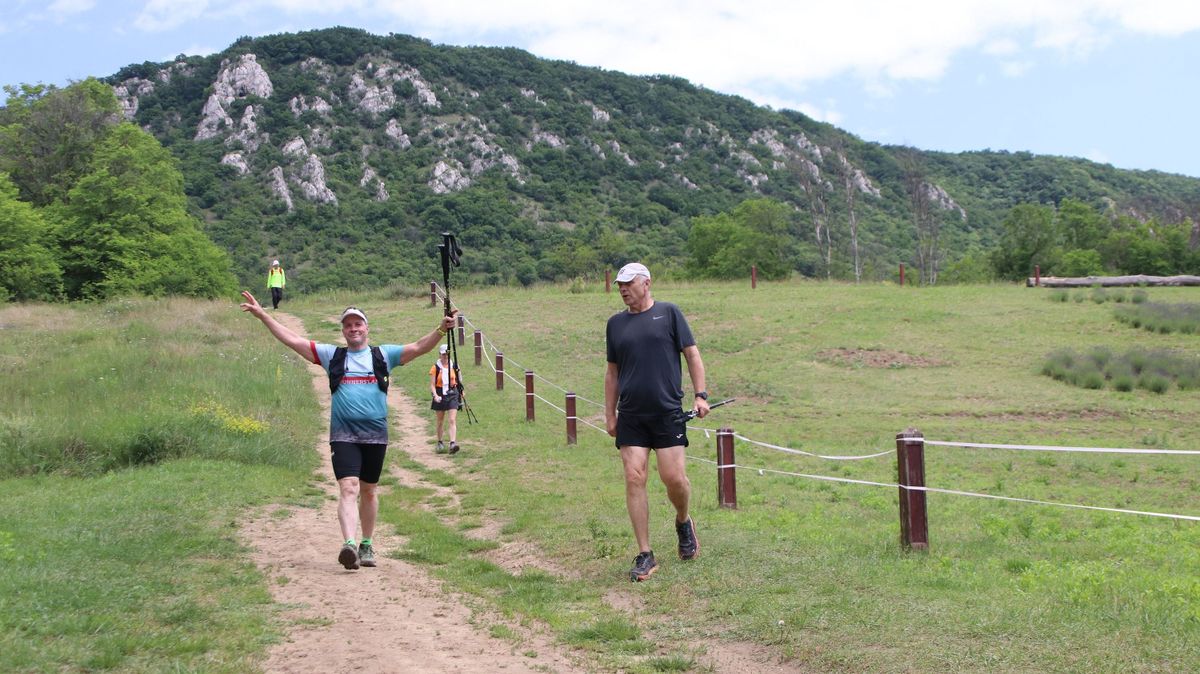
top-left (338, 543), bottom-right (360, 570)
top-left (629, 551), bottom-right (658, 582)
top-left (448, 441), bottom-right (460, 455)
top-left (358, 542), bottom-right (376, 567)
top-left (676, 518), bottom-right (699, 560)
top-left (435, 440), bottom-right (446, 453)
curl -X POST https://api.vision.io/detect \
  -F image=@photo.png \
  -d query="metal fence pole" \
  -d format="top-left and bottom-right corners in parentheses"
top-left (566, 393), bottom-right (577, 444)
top-left (896, 428), bottom-right (929, 550)
top-left (525, 371), bottom-right (535, 421)
top-left (717, 427), bottom-right (737, 509)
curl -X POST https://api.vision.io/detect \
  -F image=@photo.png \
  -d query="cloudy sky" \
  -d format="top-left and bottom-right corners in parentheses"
top-left (3, 0), bottom-right (1198, 176)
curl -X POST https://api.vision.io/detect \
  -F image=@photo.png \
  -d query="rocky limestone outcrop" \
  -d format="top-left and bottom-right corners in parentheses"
top-left (924, 183), bottom-right (967, 220)
top-left (268, 166), bottom-right (294, 212)
top-left (226, 104), bottom-right (265, 152)
top-left (289, 95), bottom-right (332, 117)
top-left (195, 54), bottom-right (274, 141)
top-left (271, 136), bottom-right (338, 206)
top-left (837, 154), bottom-right (881, 197)
top-left (360, 165), bottom-right (389, 202)
top-left (429, 160), bottom-right (471, 194)
top-left (520, 88), bottom-right (545, 105)
top-left (220, 151), bottom-right (250, 175)
top-left (374, 62), bottom-right (441, 108)
top-left (113, 61), bottom-right (193, 120)
top-left (590, 103), bottom-right (611, 123)
top-left (348, 72), bottom-right (396, 116)
top-left (385, 119), bottom-right (412, 149)
top-left (526, 128), bottom-right (566, 150)
top-left (608, 140), bottom-right (637, 166)
top-left (422, 116), bottom-right (523, 190)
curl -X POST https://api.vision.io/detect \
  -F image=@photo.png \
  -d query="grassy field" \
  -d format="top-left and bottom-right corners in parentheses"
top-left (0, 297), bottom-right (323, 672)
top-left (2, 281), bottom-right (1198, 672)
top-left (287, 279), bottom-right (1200, 672)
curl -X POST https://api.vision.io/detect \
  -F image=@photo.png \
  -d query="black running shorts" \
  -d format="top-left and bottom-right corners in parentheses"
top-left (330, 442), bottom-right (387, 482)
top-left (614, 410), bottom-right (688, 450)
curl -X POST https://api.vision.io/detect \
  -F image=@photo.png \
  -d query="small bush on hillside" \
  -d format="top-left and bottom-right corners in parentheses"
top-left (1114, 302), bottom-right (1200, 335)
top-left (1040, 347), bottom-right (1200, 394)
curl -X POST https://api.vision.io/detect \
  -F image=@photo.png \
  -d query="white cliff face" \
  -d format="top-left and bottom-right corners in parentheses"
top-left (289, 95), bottom-right (332, 117)
top-left (269, 166), bottom-right (294, 212)
top-left (227, 104), bottom-right (265, 152)
top-left (608, 140), bottom-right (637, 166)
top-left (526, 128), bottom-right (565, 150)
top-left (924, 183), bottom-right (967, 220)
top-left (423, 116), bottom-right (523, 190)
top-left (273, 136), bottom-right (337, 205)
top-left (590, 103), bottom-right (611, 123)
top-left (348, 73), bottom-right (396, 116)
top-left (360, 165), bottom-right (388, 202)
top-left (429, 160), bottom-right (471, 194)
top-left (195, 54), bottom-right (274, 141)
top-left (221, 152), bottom-right (250, 175)
top-left (113, 61), bottom-right (191, 120)
top-left (385, 119), bottom-right (412, 149)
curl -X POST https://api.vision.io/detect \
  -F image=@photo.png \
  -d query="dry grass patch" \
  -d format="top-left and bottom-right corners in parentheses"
top-left (818, 347), bottom-right (945, 368)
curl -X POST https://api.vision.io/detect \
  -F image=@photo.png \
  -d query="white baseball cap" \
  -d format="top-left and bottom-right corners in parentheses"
top-left (340, 307), bottom-right (368, 324)
top-left (439, 344), bottom-right (448, 354)
top-left (615, 262), bottom-right (651, 282)
top-left (272, 259), bottom-right (280, 266)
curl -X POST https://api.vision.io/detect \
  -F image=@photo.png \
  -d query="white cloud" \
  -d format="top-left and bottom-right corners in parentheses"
top-left (48, 0), bottom-right (96, 17)
top-left (1084, 148), bottom-right (1111, 165)
top-left (1000, 60), bottom-right (1034, 77)
top-left (134, 0), bottom-right (212, 31)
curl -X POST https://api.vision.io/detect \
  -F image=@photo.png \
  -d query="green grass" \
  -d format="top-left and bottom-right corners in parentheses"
top-left (283, 279), bottom-right (1200, 672)
top-left (1115, 302), bottom-right (1200, 335)
top-left (4, 282), bottom-right (1199, 672)
top-left (0, 297), bottom-right (320, 672)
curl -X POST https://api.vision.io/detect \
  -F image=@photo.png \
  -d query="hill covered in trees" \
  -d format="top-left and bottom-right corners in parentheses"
top-left (5, 27), bottom-right (1200, 298)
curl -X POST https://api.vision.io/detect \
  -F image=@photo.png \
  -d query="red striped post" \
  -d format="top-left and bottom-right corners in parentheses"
top-left (430, 281), bottom-right (437, 306)
top-left (899, 263), bottom-right (905, 287)
top-left (525, 371), bottom-right (535, 422)
top-left (565, 392), bottom-right (577, 444)
top-left (717, 427), bottom-right (737, 509)
top-left (751, 265), bottom-right (757, 289)
top-left (495, 352), bottom-right (504, 390)
top-left (473, 330), bottom-right (482, 366)
top-left (896, 428), bottom-right (929, 550)
top-left (605, 269), bottom-right (612, 293)
top-left (457, 314), bottom-right (465, 346)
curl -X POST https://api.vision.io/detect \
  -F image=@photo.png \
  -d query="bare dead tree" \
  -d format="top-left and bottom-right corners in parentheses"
top-left (791, 157), bottom-right (832, 278)
top-left (831, 137), bottom-right (862, 282)
top-left (899, 149), bottom-right (940, 285)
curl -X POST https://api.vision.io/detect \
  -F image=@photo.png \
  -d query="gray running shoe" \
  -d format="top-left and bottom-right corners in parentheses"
top-left (676, 518), bottom-right (699, 560)
top-left (338, 543), bottom-right (360, 570)
top-left (449, 441), bottom-right (460, 455)
top-left (629, 551), bottom-right (658, 582)
top-left (435, 440), bottom-right (446, 453)
top-left (358, 542), bottom-right (376, 567)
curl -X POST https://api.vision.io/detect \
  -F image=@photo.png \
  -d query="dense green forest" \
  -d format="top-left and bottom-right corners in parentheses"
top-left (3, 27), bottom-right (1199, 300)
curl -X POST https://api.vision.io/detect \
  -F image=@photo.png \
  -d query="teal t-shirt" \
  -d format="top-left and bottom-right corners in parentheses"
top-left (312, 342), bottom-right (404, 444)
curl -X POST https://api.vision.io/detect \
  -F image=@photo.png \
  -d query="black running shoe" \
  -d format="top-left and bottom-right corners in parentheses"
top-left (448, 441), bottom-right (459, 454)
top-left (676, 518), bottom-right (699, 560)
top-left (629, 551), bottom-right (658, 582)
top-left (358, 542), bottom-right (376, 567)
top-left (338, 543), bottom-right (360, 570)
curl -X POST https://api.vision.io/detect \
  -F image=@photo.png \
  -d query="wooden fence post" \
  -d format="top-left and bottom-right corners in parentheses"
top-left (495, 352), bottom-right (504, 391)
top-left (565, 393), bottom-right (577, 444)
top-left (525, 371), bottom-right (535, 421)
top-left (457, 314), bottom-right (465, 346)
top-left (430, 281), bottom-right (437, 307)
top-left (899, 263), bottom-right (906, 287)
top-left (751, 265), bottom-right (758, 290)
top-left (605, 269), bottom-right (612, 293)
top-left (1035, 265), bottom-right (1041, 287)
top-left (896, 428), bottom-right (929, 550)
top-left (473, 330), bottom-right (482, 366)
top-left (717, 427), bottom-right (737, 509)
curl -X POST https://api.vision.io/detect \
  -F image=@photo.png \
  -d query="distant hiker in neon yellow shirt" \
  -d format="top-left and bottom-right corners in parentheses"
top-left (267, 259), bottom-right (286, 309)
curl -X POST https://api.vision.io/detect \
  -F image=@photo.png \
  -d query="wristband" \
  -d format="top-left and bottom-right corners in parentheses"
top-left (437, 326), bottom-right (448, 336)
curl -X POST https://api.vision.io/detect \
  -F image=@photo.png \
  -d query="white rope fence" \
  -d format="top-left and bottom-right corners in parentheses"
top-left (429, 282), bottom-right (1199, 524)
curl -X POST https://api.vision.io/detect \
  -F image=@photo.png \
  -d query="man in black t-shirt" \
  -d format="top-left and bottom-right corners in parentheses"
top-left (605, 262), bottom-right (710, 582)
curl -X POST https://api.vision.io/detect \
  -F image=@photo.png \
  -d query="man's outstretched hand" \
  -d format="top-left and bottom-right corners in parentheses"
top-left (240, 290), bottom-right (265, 318)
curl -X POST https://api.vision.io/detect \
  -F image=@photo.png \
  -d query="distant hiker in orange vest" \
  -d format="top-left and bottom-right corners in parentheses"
top-left (267, 259), bottom-right (286, 309)
top-left (429, 344), bottom-right (461, 454)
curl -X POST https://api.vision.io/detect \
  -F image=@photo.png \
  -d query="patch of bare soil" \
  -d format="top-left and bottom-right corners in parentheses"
top-left (818, 347), bottom-right (945, 368)
top-left (241, 313), bottom-right (583, 673)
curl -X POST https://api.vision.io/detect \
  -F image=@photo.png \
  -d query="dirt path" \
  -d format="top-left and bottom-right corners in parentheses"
top-left (241, 312), bottom-right (804, 673)
top-left (241, 312), bottom-right (585, 673)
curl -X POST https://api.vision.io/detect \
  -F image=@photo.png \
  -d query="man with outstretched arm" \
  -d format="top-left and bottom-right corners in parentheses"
top-left (604, 262), bottom-right (710, 582)
top-left (240, 290), bottom-right (456, 570)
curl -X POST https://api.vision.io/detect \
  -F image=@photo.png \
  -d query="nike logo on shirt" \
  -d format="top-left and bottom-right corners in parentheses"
top-left (652, 315), bottom-right (665, 320)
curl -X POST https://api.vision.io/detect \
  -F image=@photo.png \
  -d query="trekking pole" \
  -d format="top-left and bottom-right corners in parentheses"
top-left (684, 397), bottom-right (736, 420)
top-left (439, 232), bottom-right (479, 424)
